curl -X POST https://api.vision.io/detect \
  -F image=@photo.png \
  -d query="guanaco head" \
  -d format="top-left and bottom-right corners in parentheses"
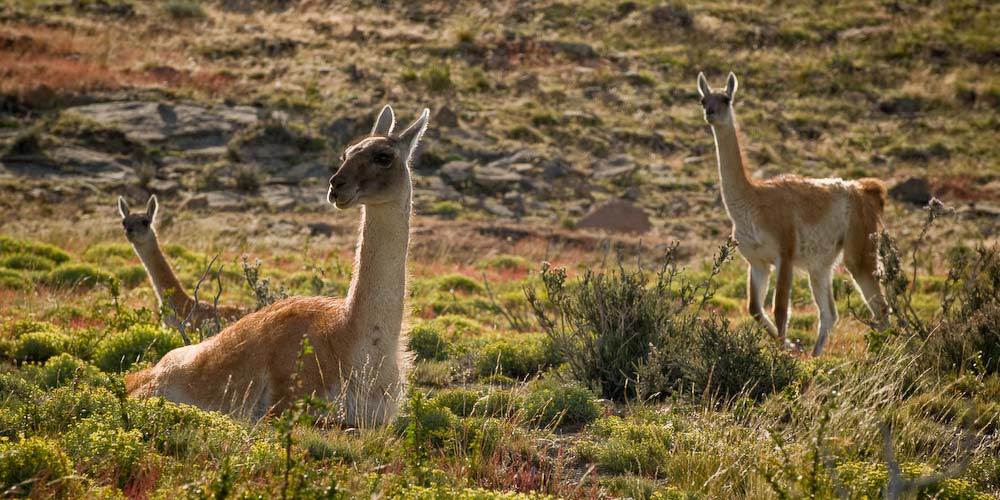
top-left (697, 71), bottom-right (738, 126)
top-left (328, 105), bottom-right (429, 209)
top-left (118, 195), bottom-right (158, 245)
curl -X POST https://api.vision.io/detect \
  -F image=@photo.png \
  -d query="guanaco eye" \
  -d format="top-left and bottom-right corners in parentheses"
top-left (373, 151), bottom-right (394, 166)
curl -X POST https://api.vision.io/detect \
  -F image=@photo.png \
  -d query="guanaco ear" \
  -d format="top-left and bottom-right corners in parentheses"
top-left (697, 72), bottom-right (712, 98)
top-left (396, 108), bottom-right (430, 164)
top-left (118, 196), bottom-right (130, 218)
top-left (145, 195), bottom-right (158, 219)
top-left (725, 72), bottom-right (738, 98)
top-left (371, 104), bottom-right (395, 136)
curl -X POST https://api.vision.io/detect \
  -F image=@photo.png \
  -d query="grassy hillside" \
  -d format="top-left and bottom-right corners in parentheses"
top-left (1, 0), bottom-right (999, 499)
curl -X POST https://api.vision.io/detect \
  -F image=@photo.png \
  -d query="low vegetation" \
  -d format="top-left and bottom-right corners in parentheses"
top-left (0, 0), bottom-right (998, 498)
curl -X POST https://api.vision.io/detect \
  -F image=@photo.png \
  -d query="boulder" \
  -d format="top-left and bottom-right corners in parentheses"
top-left (435, 106), bottom-right (459, 128)
top-left (592, 155), bottom-right (638, 179)
top-left (482, 198), bottom-right (514, 218)
top-left (439, 161), bottom-right (474, 185)
top-left (576, 199), bottom-right (652, 234)
top-left (473, 165), bottom-right (523, 192)
top-left (69, 101), bottom-right (258, 152)
top-left (307, 222), bottom-right (336, 237)
top-left (888, 177), bottom-right (932, 205)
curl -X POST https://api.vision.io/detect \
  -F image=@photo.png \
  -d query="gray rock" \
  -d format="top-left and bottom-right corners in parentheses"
top-left (260, 185), bottom-right (299, 211)
top-left (307, 222), bottom-right (336, 237)
top-left (576, 199), bottom-right (652, 234)
top-left (543, 40), bottom-right (598, 60)
top-left (417, 176), bottom-right (461, 201)
top-left (203, 191), bottom-right (245, 211)
top-left (147, 178), bottom-right (182, 195)
top-left (592, 155), bottom-right (639, 179)
top-left (47, 146), bottom-right (133, 176)
top-left (439, 161), bottom-right (474, 184)
top-left (278, 159), bottom-right (328, 183)
top-left (889, 177), bottom-right (932, 205)
top-left (179, 193), bottom-right (209, 210)
top-left (482, 198), bottom-right (514, 218)
top-left (516, 74), bottom-right (539, 92)
top-left (69, 101), bottom-right (258, 153)
top-left (503, 191), bottom-right (525, 214)
top-left (509, 162), bottom-right (535, 174)
top-left (473, 165), bottom-right (523, 191)
top-left (486, 149), bottom-right (543, 169)
top-left (435, 106), bottom-right (459, 128)
top-left (959, 203), bottom-right (1000, 218)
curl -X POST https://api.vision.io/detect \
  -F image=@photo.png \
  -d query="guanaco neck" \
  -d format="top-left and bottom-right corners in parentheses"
top-left (710, 115), bottom-right (757, 211)
top-left (345, 175), bottom-right (412, 359)
top-left (131, 234), bottom-right (192, 315)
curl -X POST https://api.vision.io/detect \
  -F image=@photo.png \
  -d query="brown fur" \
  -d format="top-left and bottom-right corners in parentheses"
top-left (699, 72), bottom-right (888, 354)
top-left (118, 195), bottom-right (245, 330)
top-left (126, 105), bottom-right (429, 425)
top-left (126, 296), bottom-right (354, 416)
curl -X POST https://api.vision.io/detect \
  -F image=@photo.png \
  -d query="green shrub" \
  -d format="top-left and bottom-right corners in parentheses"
top-left (522, 380), bottom-right (600, 429)
top-left (235, 165), bottom-right (261, 193)
top-left (161, 0), bottom-right (205, 19)
top-left (6, 319), bottom-right (59, 339)
top-left (63, 417), bottom-right (145, 487)
top-left (12, 330), bottom-right (68, 364)
top-left (0, 236), bottom-right (71, 264)
top-left (476, 336), bottom-right (558, 379)
top-left (45, 264), bottom-right (116, 290)
top-left (0, 372), bottom-right (42, 404)
top-left (437, 273), bottom-right (483, 293)
top-left (433, 388), bottom-right (480, 417)
top-left (576, 416), bottom-right (674, 475)
top-left (454, 416), bottom-right (507, 456)
top-left (116, 264), bottom-right (148, 288)
top-left (477, 254), bottom-right (530, 273)
top-left (397, 392), bottom-right (457, 448)
top-left (426, 201), bottom-right (463, 219)
top-left (0, 437), bottom-right (74, 496)
top-left (393, 486), bottom-right (556, 500)
top-left (836, 461), bottom-right (992, 500)
top-left (37, 353), bottom-right (99, 389)
top-left (129, 397), bottom-right (250, 458)
top-left (83, 242), bottom-right (134, 262)
top-left (426, 314), bottom-right (483, 337)
top-left (528, 242), bottom-right (740, 401)
top-left (471, 389), bottom-right (521, 418)
top-left (527, 261), bottom-right (680, 400)
top-left (677, 319), bottom-right (800, 401)
top-left (421, 65), bottom-right (453, 92)
top-left (0, 253), bottom-right (55, 271)
top-left (36, 385), bottom-right (120, 433)
top-left (409, 324), bottom-right (449, 362)
top-left (602, 476), bottom-right (701, 500)
top-left (296, 427), bottom-right (362, 464)
top-left (0, 268), bottom-right (30, 290)
top-left (94, 324), bottom-right (182, 372)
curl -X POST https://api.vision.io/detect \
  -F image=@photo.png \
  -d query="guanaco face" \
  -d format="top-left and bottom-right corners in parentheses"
top-left (328, 106), bottom-right (428, 209)
top-left (697, 71), bottom-right (738, 126)
top-left (118, 195), bottom-right (158, 245)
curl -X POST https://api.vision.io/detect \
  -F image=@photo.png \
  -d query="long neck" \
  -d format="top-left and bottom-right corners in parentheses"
top-left (710, 117), bottom-right (756, 206)
top-left (345, 180), bottom-right (412, 353)
top-left (132, 235), bottom-right (191, 313)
